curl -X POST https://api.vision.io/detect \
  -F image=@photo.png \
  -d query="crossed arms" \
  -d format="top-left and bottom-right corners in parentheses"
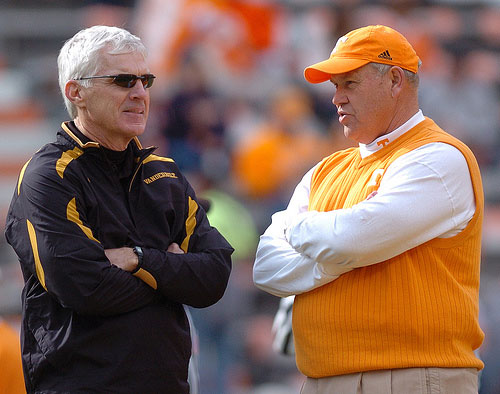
top-left (253, 142), bottom-right (475, 297)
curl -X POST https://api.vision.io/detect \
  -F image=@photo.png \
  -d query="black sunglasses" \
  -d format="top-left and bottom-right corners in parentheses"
top-left (76, 73), bottom-right (156, 88)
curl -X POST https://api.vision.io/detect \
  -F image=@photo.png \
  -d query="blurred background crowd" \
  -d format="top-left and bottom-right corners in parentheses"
top-left (0, 0), bottom-right (499, 393)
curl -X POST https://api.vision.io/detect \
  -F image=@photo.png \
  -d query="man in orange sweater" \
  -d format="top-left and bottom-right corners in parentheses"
top-left (254, 25), bottom-right (484, 394)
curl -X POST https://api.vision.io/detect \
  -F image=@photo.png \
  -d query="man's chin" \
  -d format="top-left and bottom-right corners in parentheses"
top-left (343, 128), bottom-right (363, 144)
top-left (123, 124), bottom-right (146, 138)
top-left (343, 127), bottom-right (353, 140)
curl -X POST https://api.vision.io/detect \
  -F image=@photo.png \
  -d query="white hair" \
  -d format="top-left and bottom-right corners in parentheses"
top-left (370, 61), bottom-right (421, 87)
top-left (57, 25), bottom-right (148, 118)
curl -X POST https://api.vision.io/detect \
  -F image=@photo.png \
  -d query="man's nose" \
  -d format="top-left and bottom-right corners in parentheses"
top-left (130, 80), bottom-right (148, 98)
top-left (332, 89), bottom-right (346, 106)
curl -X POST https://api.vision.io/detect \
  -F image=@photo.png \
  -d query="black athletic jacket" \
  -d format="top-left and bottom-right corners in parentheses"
top-left (5, 122), bottom-right (233, 393)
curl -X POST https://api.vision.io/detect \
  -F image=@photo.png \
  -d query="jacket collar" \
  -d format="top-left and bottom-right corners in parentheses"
top-left (60, 121), bottom-right (100, 148)
top-left (59, 121), bottom-right (156, 159)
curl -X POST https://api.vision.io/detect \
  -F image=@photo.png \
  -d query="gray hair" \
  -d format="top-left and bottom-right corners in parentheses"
top-left (370, 61), bottom-right (421, 87)
top-left (57, 25), bottom-right (147, 119)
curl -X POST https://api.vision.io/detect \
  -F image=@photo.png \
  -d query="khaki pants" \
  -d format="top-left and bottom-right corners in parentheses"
top-left (300, 368), bottom-right (479, 394)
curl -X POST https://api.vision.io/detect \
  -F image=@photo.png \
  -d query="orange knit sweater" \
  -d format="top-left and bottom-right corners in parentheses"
top-left (292, 118), bottom-right (484, 378)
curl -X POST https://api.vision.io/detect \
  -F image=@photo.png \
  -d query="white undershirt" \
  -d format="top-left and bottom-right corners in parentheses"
top-left (253, 111), bottom-right (476, 297)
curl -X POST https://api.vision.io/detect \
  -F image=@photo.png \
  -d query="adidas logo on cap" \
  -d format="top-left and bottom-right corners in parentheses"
top-left (378, 50), bottom-right (392, 60)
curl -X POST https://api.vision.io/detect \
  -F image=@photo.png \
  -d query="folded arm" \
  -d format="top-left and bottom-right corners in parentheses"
top-left (127, 182), bottom-right (233, 308)
top-left (253, 167), bottom-right (353, 297)
top-left (5, 167), bottom-right (157, 317)
top-left (286, 143), bottom-right (475, 273)
top-left (254, 143), bottom-right (475, 296)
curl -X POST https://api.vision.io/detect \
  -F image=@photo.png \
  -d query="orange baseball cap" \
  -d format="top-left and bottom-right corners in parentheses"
top-left (304, 25), bottom-right (420, 83)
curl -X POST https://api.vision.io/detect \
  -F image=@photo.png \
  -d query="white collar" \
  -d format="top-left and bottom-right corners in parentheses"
top-left (359, 110), bottom-right (425, 159)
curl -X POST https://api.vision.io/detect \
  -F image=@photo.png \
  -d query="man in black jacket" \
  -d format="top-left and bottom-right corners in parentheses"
top-left (5, 25), bottom-right (233, 393)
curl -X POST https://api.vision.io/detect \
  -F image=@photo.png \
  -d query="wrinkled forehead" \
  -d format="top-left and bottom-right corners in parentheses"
top-left (96, 49), bottom-right (149, 73)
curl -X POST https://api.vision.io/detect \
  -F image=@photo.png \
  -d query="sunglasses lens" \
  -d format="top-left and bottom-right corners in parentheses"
top-left (113, 75), bottom-right (136, 88)
top-left (143, 74), bottom-right (155, 88)
top-left (112, 74), bottom-right (155, 88)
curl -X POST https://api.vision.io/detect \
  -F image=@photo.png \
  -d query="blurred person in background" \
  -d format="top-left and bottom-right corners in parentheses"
top-left (0, 318), bottom-right (25, 394)
top-left (4, 25), bottom-right (232, 393)
top-left (232, 85), bottom-right (329, 203)
top-left (254, 25), bottom-right (484, 394)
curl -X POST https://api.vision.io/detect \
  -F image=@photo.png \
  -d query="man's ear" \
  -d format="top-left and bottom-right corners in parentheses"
top-left (389, 66), bottom-right (404, 98)
top-left (65, 80), bottom-right (86, 109)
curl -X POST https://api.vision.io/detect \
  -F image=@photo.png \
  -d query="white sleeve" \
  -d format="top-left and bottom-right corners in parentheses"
top-left (253, 166), bottom-right (353, 297)
top-left (285, 143), bottom-right (475, 274)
